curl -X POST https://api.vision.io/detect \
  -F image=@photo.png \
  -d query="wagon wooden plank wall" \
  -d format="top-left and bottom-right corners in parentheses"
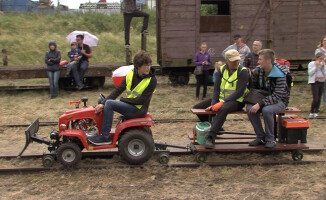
top-left (157, 0), bottom-right (326, 70)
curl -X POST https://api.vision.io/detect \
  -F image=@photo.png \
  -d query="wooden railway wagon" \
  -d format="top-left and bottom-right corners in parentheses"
top-left (156, 0), bottom-right (326, 84)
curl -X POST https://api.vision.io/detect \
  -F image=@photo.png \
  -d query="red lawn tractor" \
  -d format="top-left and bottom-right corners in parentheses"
top-left (18, 96), bottom-right (172, 167)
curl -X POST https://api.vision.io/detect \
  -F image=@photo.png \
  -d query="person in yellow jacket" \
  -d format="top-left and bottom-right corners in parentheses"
top-left (204, 49), bottom-right (250, 149)
top-left (89, 51), bottom-right (157, 145)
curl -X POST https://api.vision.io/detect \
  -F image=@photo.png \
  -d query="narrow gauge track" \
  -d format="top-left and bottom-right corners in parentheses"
top-left (1, 115), bottom-right (325, 128)
top-left (1, 160), bottom-right (325, 175)
top-left (1, 148), bottom-right (324, 160)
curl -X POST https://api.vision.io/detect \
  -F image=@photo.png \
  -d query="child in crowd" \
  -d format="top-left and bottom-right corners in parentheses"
top-left (308, 52), bottom-right (326, 118)
top-left (212, 60), bottom-right (223, 83)
top-left (66, 42), bottom-right (82, 76)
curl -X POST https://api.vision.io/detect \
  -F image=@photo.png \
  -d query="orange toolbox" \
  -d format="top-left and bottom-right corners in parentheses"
top-left (280, 118), bottom-right (309, 144)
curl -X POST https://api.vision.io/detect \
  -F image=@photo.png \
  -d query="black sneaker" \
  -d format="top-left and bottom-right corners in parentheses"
top-left (77, 84), bottom-right (84, 91)
top-left (204, 135), bottom-right (214, 149)
top-left (248, 139), bottom-right (265, 146)
top-left (88, 135), bottom-right (112, 145)
top-left (265, 141), bottom-right (276, 148)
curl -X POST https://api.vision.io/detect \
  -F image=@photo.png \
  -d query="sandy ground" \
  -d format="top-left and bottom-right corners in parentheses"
top-left (0, 76), bottom-right (325, 199)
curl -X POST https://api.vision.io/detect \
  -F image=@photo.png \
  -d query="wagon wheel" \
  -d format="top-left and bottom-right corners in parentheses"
top-left (158, 152), bottom-right (170, 165)
top-left (291, 150), bottom-right (303, 161)
top-left (42, 155), bottom-right (55, 168)
top-left (195, 152), bottom-right (207, 163)
top-left (57, 143), bottom-right (82, 167)
top-left (118, 129), bottom-right (154, 165)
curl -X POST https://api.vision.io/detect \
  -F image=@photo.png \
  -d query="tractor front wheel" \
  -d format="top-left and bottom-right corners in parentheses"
top-left (118, 129), bottom-right (154, 165)
top-left (57, 143), bottom-right (82, 167)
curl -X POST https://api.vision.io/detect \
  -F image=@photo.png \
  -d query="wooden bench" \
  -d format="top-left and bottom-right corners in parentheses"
top-left (190, 107), bottom-right (302, 143)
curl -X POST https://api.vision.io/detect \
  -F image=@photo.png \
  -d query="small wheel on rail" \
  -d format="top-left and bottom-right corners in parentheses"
top-left (42, 155), bottom-right (55, 168)
top-left (158, 152), bottom-right (170, 164)
top-left (195, 152), bottom-right (207, 163)
top-left (291, 150), bottom-right (303, 161)
top-left (56, 143), bottom-right (82, 167)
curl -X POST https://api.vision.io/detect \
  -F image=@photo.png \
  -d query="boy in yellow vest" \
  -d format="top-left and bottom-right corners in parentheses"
top-left (205, 49), bottom-right (250, 149)
top-left (89, 51), bottom-right (157, 145)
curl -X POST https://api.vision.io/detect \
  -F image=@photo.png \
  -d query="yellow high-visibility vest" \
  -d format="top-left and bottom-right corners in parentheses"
top-left (126, 70), bottom-right (152, 109)
top-left (219, 64), bottom-right (249, 103)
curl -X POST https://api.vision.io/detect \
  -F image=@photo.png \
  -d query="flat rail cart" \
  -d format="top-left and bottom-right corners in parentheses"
top-left (190, 107), bottom-right (309, 163)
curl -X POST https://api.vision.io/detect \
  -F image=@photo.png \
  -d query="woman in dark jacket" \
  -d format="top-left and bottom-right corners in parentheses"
top-left (45, 40), bottom-right (61, 99)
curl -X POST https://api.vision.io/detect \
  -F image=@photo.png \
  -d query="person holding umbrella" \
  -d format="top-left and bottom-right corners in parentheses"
top-left (66, 31), bottom-right (97, 90)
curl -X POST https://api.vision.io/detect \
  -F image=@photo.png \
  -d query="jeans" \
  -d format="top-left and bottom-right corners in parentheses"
top-left (324, 81), bottom-right (326, 104)
top-left (101, 100), bottom-right (139, 136)
top-left (46, 70), bottom-right (60, 97)
top-left (124, 10), bottom-right (149, 45)
top-left (310, 82), bottom-right (324, 113)
top-left (71, 60), bottom-right (88, 86)
top-left (196, 70), bottom-right (209, 98)
top-left (246, 102), bottom-right (286, 142)
top-left (208, 101), bottom-right (244, 138)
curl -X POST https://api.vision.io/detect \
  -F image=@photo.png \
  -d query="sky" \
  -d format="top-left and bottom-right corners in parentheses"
top-left (46, 0), bottom-right (120, 10)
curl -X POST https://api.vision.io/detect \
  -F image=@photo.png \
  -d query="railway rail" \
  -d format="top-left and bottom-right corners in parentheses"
top-left (0, 151), bottom-right (325, 175)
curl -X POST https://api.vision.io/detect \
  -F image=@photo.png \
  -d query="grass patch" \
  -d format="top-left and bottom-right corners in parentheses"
top-left (0, 10), bottom-right (157, 65)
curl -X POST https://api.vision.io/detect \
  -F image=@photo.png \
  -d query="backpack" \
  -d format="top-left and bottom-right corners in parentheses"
top-left (275, 58), bottom-right (293, 92)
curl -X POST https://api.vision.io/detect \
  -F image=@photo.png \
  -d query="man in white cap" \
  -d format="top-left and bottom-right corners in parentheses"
top-left (204, 49), bottom-right (250, 149)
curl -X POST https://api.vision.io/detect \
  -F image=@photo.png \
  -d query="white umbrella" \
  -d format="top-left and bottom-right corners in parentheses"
top-left (112, 65), bottom-right (134, 87)
top-left (66, 30), bottom-right (99, 47)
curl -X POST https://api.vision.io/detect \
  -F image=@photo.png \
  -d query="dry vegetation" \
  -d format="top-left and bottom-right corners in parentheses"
top-left (0, 11), bottom-right (157, 65)
top-left (0, 76), bottom-right (325, 199)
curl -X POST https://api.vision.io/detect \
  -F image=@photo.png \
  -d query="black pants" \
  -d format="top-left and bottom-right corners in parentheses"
top-left (196, 70), bottom-right (209, 98)
top-left (310, 82), bottom-right (325, 113)
top-left (123, 10), bottom-right (149, 45)
top-left (193, 98), bottom-right (212, 122)
top-left (208, 101), bottom-right (244, 138)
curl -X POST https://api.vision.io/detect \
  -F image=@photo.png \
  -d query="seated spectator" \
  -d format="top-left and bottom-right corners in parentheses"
top-left (70, 34), bottom-right (92, 90)
top-left (246, 49), bottom-right (289, 148)
top-left (65, 42), bottom-right (82, 76)
top-left (204, 50), bottom-right (250, 149)
top-left (243, 39), bottom-right (263, 75)
top-left (222, 34), bottom-right (251, 65)
top-left (308, 52), bottom-right (326, 118)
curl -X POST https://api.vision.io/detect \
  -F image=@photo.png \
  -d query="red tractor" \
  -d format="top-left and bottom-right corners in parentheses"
top-left (18, 96), bottom-right (168, 167)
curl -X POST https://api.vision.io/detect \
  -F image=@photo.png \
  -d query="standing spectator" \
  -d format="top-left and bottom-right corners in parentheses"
top-left (70, 34), bottom-right (92, 90)
top-left (204, 50), bottom-right (250, 149)
top-left (212, 61), bottom-right (223, 83)
top-left (222, 34), bottom-right (251, 65)
top-left (123, 0), bottom-right (149, 47)
top-left (246, 49), bottom-right (289, 148)
top-left (308, 52), bottom-right (326, 118)
top-left (45, 40), bottom-right (61, 99)
top-left (194, 42), bottom-right (211, 100)
top-left (243, 39), bottom-right (263, 74)
top-left (315, 35), bottom-right (326, 108)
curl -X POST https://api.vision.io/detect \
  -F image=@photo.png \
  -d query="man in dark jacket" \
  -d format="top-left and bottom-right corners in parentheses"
top-left (123, 0), bottom-right (149, 46)
top-left (89, 51), bottom-right (157, 145)
top-left (45, 40), bottom-right (61, 99)
top-left (246, 49), bottom-right (290, 148)
top-left (70, 34), bottom-right (92, 90)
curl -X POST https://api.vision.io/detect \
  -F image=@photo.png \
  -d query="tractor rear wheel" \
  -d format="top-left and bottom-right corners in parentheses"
top-left (118, 129), bottom-right (154, 165)
top-left (57, 143), bottom-right (82, 167)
